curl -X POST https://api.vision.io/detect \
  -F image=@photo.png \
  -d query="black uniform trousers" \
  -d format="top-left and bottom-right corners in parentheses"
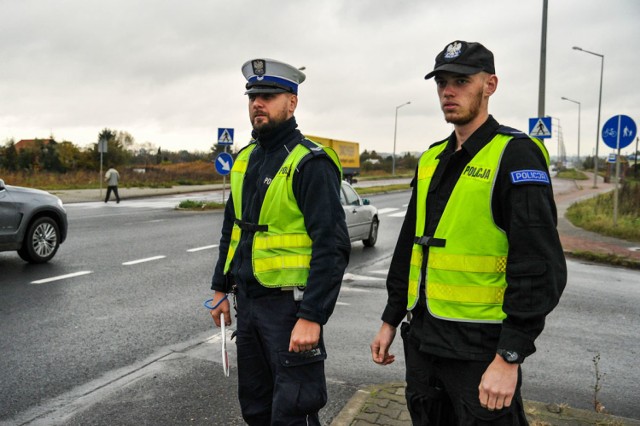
top-left (235, 289), bottom-right (327, 426)
top-left (401, 321), bottom-right (529, 426)
top-left (105, 185), bottom-right (120, 203)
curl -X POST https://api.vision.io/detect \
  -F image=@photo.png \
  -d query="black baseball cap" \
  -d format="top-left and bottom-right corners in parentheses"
top-left (425, 41), bottom-right (495, 80)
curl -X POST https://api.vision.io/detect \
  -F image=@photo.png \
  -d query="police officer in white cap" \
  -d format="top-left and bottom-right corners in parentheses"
top-left (208, 59), bottom-right (350, 425)
top-left (371, 41), bottom-right (567, 424)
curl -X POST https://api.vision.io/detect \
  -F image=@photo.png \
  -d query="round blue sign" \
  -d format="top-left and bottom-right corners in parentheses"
top-left (602, 115), bottom-right (636, 149)
top-left (215, 152), bottom-right (233, 175)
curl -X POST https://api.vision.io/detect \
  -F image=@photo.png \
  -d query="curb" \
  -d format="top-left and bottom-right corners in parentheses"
top-left (330, 388), bottom-right (375, 426)
top-left (564, 249), bottom-right (640, 270)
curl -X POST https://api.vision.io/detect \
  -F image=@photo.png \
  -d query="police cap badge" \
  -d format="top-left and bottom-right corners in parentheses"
top-left (425, 40), bottom-right (495, 79)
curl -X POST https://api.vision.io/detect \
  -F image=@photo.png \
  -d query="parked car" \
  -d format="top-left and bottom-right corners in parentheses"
top-left (340, 181), bottom-right (378, 247)
top-left (0, 179), bottom-right (68, 263)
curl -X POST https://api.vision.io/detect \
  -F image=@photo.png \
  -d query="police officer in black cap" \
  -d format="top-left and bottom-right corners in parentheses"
top-left (208, 58), bottom-right (350, 425)
top-left (371, 41), bottom-right (567, 424)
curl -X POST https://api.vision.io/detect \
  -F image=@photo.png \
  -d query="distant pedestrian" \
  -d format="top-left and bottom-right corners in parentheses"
top-left (104, 166), bottom-right (120, 203)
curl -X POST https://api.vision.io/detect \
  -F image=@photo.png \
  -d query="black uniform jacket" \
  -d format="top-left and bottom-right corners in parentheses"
top-left (211, 117), bottom-right (351, 325)
top-left (382, 116), bottom-right (567, 362)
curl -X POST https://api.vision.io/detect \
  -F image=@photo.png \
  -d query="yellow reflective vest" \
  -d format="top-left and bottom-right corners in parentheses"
top-left (408, 132), bottom-right (549, 322)
top-left (223, 139), bottom-right (341, 288)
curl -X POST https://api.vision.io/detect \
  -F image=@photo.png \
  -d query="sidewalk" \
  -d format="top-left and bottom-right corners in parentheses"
top-left (50, 183), bottom-right (226, 204)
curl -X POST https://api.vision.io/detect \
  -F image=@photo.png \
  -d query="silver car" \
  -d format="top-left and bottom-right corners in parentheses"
top-left (340, 181), bottom-right (378, 247)
top-left (0, 179), bottom-right (68, 263)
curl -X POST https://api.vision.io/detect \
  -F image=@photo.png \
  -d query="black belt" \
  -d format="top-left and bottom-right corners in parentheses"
top-left (234, 219), bottom-right (268, 232)
top-left (413, 236), bottom-right (446, 247)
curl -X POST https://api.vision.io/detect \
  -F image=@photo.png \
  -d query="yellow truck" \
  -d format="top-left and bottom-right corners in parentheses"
top-left (305, 135), bottom-right (360, 183)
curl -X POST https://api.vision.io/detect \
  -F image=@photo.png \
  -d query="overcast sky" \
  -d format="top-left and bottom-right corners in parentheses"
top-left (1, 0), bottom-right (639, 158)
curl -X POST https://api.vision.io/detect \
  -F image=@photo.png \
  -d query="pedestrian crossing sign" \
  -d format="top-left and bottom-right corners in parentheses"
top-left (217, 128), bottom-right (234, 145)
top-left (529, 117), bottom-right (552, 139)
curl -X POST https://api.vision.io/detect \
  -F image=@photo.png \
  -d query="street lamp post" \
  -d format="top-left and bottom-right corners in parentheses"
top-left (573, 46), bottom-right (604, 188)
top-left (561, 96), bottom-right (581, 166)
top-left (392, 101), bottom-right (411, 176)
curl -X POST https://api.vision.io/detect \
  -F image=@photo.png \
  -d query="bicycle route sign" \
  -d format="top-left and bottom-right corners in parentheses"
top-left (602, 115), bottom-right (636, 149)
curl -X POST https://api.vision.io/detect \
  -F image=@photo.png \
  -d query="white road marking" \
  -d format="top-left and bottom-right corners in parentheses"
top-left (377, 207), bottom-right (399, 215)
top-left (342, 273), bottom-right (385, 282)
top-left (122, 255), bottom-right (166, 265)
top-left (370, 270), bottom-right (388, 275)
top-left (31, 271), bottom-right (93, 285)
top-left (339, 286), bottom-right (369, 292)
top-left (187, 245), bottom-right (219, 252)
top-left (336, 301), bottom-right (350, 306)
top-left (389, 211), bottom-right (407, 217)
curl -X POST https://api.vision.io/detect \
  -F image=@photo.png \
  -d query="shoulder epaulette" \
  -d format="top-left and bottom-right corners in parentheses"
top-left (497, 125), bottom-right (530, 139)
top-left (299, 137), bottom-right (328, 157)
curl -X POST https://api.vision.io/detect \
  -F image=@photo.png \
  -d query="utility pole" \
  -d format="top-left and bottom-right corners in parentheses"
top-left (538, 0), bottom-right (548, 117)
top-left (633, 136), bottom-right (640, 177)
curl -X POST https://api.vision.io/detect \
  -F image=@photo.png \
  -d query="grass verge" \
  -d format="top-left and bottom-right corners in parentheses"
top-left (566, 182), bottom-right (640, 242)
top-left (177, 200), bottom-right (225, 210)
top-left (357, 183), bottom-right (411, 195)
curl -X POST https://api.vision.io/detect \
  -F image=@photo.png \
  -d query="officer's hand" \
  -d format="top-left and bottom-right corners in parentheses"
top-left (209, 293), bottom-right (232, 327)
top-left (289, 318), bottom-right (321, 352)
top-left (370, 322), bottom-right (396, 365)
top-left (478, 354), bottom-right (519, 411)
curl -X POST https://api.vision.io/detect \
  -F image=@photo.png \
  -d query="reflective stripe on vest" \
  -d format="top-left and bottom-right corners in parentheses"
top-left (223, 139), bottom-right (341, 288)
top-left (407, 134), bottom-right (549, 323)
top-left (223, 144), bottom-right (255, 275)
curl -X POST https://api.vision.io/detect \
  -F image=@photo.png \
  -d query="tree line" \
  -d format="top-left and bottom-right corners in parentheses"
top-left (0, 129), bottom-right (215, 173)
top-left (1, 128), bottom-right (421, 175)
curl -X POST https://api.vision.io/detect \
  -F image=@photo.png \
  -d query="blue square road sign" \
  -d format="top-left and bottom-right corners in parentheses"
top-left (217, 128), bottom-right (234, 145)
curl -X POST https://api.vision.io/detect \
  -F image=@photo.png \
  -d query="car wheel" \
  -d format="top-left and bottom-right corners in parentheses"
top-left (363, 217), bottom-right (379, 247)
top-left (18, 217), bottom-right (61, 263)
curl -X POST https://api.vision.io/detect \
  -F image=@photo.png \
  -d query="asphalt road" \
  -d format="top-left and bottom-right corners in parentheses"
top-left (1, 188), bottom-right (639, 424)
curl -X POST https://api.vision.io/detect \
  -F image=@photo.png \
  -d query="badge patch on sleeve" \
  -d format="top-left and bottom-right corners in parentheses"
top-left (510, 169), bottom-right (550, 185)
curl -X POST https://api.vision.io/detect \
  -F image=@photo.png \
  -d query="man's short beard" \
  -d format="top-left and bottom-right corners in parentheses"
top-left (252, 120), bottom-right (280, 136)
top-left (252, 110), bottom-right (289, 136)
top-left (444, 90), bottom-right (483, 125)
top-left (445, 114), bottom-right (474, 126)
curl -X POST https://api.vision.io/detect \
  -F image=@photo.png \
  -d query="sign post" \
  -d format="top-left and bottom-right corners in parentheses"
top-left (601, 115), bottom-right (637, 226)
top-left (216, 128), bottom-right (234, 203)
top-left (98, 138), bottom-right (108, 199)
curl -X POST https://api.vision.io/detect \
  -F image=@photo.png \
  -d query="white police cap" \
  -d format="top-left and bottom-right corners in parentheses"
top-left (241, 58), bottom-right (306, 95)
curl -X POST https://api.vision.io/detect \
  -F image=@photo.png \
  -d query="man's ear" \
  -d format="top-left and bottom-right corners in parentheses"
top-left (485, 74), bottom-right (498, 97)
top-left (289, 94), bottom-right (298, 113)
